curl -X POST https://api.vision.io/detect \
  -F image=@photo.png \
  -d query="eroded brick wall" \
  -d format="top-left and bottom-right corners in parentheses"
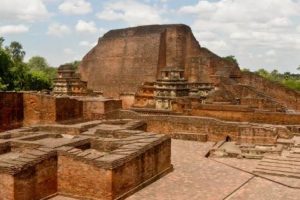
top-left (82, 99), bottom-right (121, 120)
top-left (56, 97), bottom-right (83, 121)
top-left (79, 24), bottom-right (240, 97)
top-left (23, 93), bottom-right (56, 126)
top-left (58, 155), bottom-right (113, 199)
top-left (107, 110), bottom-right (288, 144)
top-left (112, 139), bottom-right (171, 199)
top-left (57, 139), bottom-right (171, 200)
top-left (9, 156), bottom-right (57, 200)
top-left (0, 173), bottom-right (14, 200)
top-left (0, 92), bottom-right (23, 131)
top-left (190, 105), bottom-right (300, 125)
top-left (23, 93), bottom-right (84, 126)
top-left (240, 72), bottom-right (300, 111)
top-left (120, 94), bottom-right (135, 109)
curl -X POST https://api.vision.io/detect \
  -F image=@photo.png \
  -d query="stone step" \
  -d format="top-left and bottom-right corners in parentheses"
top-left (256, 166), bottom-right (300, 174)
top-left (253, 169), bottom-right (300, 179)
top-left (258, 163), bottom-right (300, 171)
top-left (293, 132), bottom-right (300, 137)
top-left (241, 154), bottom-right (263, 159)
top-left (286, 154), bottom-right (300, 159)
top-left (277, 138), bottom-right (294, 146)
top-left (264, 156), bottom-right (300, 163)
top-left (260, 160), bottom-right (300, 167)
top-left (291, 148), bottom-right (300, 154)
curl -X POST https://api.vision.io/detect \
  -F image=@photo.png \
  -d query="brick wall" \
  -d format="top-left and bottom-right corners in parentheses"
top-left (107, 110), bottom-right (291, 145)
top-left (0, 156), bottom-right (57, 200)
top-left (112, 139), bottom-right (171, 199)
top-left (57, 139), bottom-right (171, 200)
top-left (58, 155), bottom-right (113, 199)
top-left (23, 93), bottom-right (84, 126)
top-left (0, 174), bottom-right (14, 200)
top-left (79, 24), bottom-right (240, 98)
top-left (240, 72), bottom-right (300, 111)
top-left (23, 93), bottom-right (56, 126)
top-left (56, 97), bottom-right (83, 121)
top-left (82, 99), bottom-right (122, 120)
top-left (120, 94), bottom-right (135, 109)
top-left (0, 92), bottom-right (23, 131)
top-left (189, 105), bottom-right (300, 125)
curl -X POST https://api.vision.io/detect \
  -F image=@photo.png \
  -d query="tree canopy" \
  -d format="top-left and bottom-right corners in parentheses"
top-left (223, 55), bottom-right (238, 65)
top-left (0, 38), bottom-right (57, 91)
top-left (255, 68), bottom-right (300, 91)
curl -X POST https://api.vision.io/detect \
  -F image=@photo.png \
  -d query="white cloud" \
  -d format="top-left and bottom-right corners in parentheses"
top-left (0, 24), bottom-right (29, 35)
top-left (79, 40), bottom-right (97, 48)
top-left (47, 23), bottom-right (71, 37)
top-left (59, 0), bottom-right (92, 15)
top-left (179, 0), bottom-right (299, 23)
top-left (75, 20), bottom-right (97, 33)
top-left (0, 0), bottom-right (49, 22)
top-left (97, 0), bottom-right (165, 26)
top-left (179, 0), bottom-right (300, 72)
top-left (63, 48), bottom-right (74, 55)
top-left (266, 50), bottom-right (276, 56)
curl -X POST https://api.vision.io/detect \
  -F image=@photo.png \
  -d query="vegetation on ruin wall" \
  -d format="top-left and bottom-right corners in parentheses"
top-left (255, 68), bottom-right (300, 91)
top-left (0, 37), bottom-right (56, 91)
top-left (241, 68), bottom-right (300, 91)
top-left (224, 55), bottom-right (300, 91)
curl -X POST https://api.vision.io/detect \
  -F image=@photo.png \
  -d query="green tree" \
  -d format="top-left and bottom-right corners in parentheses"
top-left (28, 56), bottom-right (49, 71)
top-left (0, 37), bottom-right (4, 49)
top-left (241, 68), bottom-right (250, 72)
top-left (254, 68), bottom-right (300, 91)
top-left (256, 68), bottom-right (269, 78)
top-left (64, 60), bottom-right (81, 71)
top-left (26, 70), bottom-right (52, 90)
top-left (27, 55), bottom-right (57, 87)
top-left (0, 77), bottom-right (7, 90)
top-left (10, 62), bottom-right (30, 90)
top-left (6, 41), bottom-right (26, 62)
top-left (0, 48), bottom-right (14, 90)
top-left (223, 55), bottom-right (238, 65)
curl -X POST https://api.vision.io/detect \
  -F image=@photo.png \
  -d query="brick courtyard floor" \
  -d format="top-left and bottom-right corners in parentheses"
top-left (52, 139), bottom-right (300, 200)
top-left (128, 140), bottom-right (300, 200)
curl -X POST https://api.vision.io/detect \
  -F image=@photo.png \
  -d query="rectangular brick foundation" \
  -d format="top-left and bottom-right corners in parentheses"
top-left (0, 119), bottom-right (172, 200)
top-left (57, 138), bottom-right (171, 200)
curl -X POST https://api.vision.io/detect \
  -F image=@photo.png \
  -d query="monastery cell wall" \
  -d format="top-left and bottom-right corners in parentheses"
top-left (190, 105), bottom-right (300, 125)
top-left (0, 92), bottom-right (23, 131)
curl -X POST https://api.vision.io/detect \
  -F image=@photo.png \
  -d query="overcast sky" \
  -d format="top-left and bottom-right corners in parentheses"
top-left (1, 0), bottom-right (300, 73)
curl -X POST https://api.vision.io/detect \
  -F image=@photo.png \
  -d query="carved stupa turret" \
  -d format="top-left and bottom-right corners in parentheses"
top-left (53, 64), bottom-right (87, 96)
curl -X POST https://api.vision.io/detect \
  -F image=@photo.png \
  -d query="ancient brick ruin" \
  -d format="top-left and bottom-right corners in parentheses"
top-left (53, 64), bottom-right (88, 96)
top-left (0, 120), bottom-right (171, 199)
top-left (1, 24), bottom-right (300, 199)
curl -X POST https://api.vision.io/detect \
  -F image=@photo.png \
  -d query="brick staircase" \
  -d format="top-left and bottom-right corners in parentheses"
top-left (253, 136), bottom-right (300, 179)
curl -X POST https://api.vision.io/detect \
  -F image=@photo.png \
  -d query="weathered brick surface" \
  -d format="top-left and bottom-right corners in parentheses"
top-left (0, 92), bottom-right (121, 128)
top-left (58, 155), bottom-right (113, 200)
top-left (23, 93), bottom-right (56, 126)
top-left (112, 139), bottom-right (171, 199)
top-left (79, 24), bottom-right (240, 98)
top-left (0, 119), bottom-right (171, 200)
top-left (0, 173), bottom-right (14, 200)
top-left (240, 71), bottom-right (300, 111)
top-left (0, 92), bottom-right (23, 132)
top-left (189, 105), bottom-right (300, 125)
top-left (107, 110), bottom-right (292, 145)
top-left (56, 97), bottom-right (82, 121)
